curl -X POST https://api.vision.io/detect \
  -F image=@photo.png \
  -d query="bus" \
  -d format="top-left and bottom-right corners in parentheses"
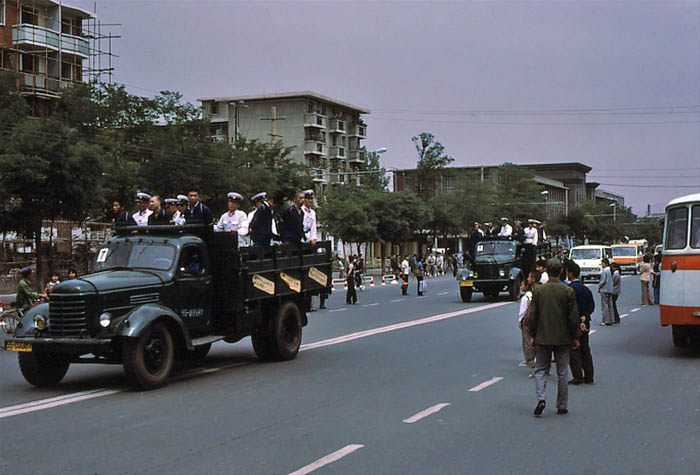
top-left (611, 243), bottom-right (643, 274)
top-left (660, 193), bottom-right (700, 348)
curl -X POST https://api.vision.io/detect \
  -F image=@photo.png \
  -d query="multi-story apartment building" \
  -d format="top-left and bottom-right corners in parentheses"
top-left (0, 0), bottom-right (94, 116)
top-left (198, 91), bottom-right (369, 186)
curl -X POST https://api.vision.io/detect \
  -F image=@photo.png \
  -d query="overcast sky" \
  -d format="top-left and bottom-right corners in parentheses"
top-left (72, 0), bottom-right (699, 214)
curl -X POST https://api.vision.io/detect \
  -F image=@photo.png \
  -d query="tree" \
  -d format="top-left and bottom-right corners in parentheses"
top-left (412, 132), bottom-right (454, 199)
top-left (361, 147), bottom-right (389, 192)
top-left (317, 186), bottom-right (377, 255)
top-left (493, 163), bottom-right (545, 221)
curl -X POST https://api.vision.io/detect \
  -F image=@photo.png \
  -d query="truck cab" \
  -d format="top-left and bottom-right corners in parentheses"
top-left (5, 224), bottom-right (332, 389)
top-left (457, 239), bottom-right (525, 302)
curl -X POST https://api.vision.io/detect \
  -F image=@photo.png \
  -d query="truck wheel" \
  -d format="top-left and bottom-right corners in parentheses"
top-left (460, 287), bottom-right (473, 303)
top-left (122, 322), bottom-right (174, 390)
top-left (270, 301), bottom-right (303, 361)
top-left (251, 333), bottom-right (275, 361)
top-left (509, 277), bottom-right (522, 301)
top-left (18, 352), bottom-right (70, 387)
top-left (672, 325), bottom-right (690, 348)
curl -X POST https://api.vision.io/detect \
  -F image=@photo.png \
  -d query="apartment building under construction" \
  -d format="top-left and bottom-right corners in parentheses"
top-left (0, 0), bottom-right (115, 116)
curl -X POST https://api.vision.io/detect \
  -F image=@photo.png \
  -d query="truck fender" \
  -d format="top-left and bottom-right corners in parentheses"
top-left (13, 303), bottom-right (50, 338)
top-left (118, 304), bottom-right (193, 351)
top-left (509, 267), bottom-right (523, 281)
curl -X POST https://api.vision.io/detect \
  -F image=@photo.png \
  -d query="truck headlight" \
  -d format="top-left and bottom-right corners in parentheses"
top-left (33, 314), bottom-right (47, 330)
top-left (468, 271), bottom-right (474, 278)
top-left (499, 269), bottom-right (506, 277)
top-left (99, 312), bottom-right (112, 328)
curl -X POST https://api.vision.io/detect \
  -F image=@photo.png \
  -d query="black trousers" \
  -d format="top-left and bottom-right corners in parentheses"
top-left (612, 294), bottom-right (620, 323)
top-left (569, 331), bottom-right (594, 383)
top-left (346, 285), bottom-right (357, 304)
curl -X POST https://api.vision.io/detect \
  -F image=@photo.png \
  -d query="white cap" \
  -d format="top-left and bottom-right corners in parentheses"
top-left (135, 192), bottom-right (152, 202)
top-left (227, 192), bottom-right (243, 201)
top-left (251, 192), bottom-right (267, 201)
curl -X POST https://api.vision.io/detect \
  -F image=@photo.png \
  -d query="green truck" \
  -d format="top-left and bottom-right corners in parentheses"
top-left (457, 239), bottom-right (526, 302)
top-left (5, 224), bottom-right (332, 389)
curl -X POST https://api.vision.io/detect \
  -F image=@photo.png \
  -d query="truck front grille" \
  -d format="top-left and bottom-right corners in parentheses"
top-left (475, 263), bottom-right (499, 280)
top-left (49, 294), bottom-right (87, 336)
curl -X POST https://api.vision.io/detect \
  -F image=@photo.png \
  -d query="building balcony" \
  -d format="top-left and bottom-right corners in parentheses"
top-left (18, 73), bottom-right (74, 98)
top-left (304, 113), bottom-right (326, 129)
top-left (328, 119), bottom-right (346, 134)
top-left (348, 149), bottom-right (365, 162)
top-left (311, 169), bottom-right (327, 183)
top-left (304, 141), bottom-right (327, 156)
top-left (329, 147), bottom-right (346, 159)
top-left (349, 124), bottom-right (366, 138)
top-left (12, 24), bottom-right (89, 58)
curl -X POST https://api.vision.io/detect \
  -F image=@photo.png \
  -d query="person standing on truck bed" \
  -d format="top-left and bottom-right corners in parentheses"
top-left (147, 195), bottom-right (170, 225)
top-left (498, 218), bottom-right (513, 238)
top-left (302, 189), bottom-right (318, 245)
top-left (215, 192), bottom-right (249, 248)
top-left (280, 191), bottom-right (306, 243)
top-left (174, 195), bottom-right (189, 225)
top-left (249, 192), bottom-right (274, 246)
top-left (132, 192), bottom-right (153, 226)
top-left (185, 188), bottom-right (213, 225)
top-left (113, 198), bottom-right (136, 226)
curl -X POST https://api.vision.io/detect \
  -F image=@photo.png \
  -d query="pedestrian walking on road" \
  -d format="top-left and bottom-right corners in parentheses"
top-left (518, 276), bottom-right (538, 370)
top-left (528, 258), bottom-right (581, 417)
top-left (611, 262), bottom-right (621, 324)
top-left (651, 254), bottom-right (661, 305)
top-left (567, 262), bottom-right (595, 385)
top-left (639, 255), bottom-right (651, 305)
top-left (598, 258), bottom-right (614, 326)
top-left (401, 255), bottom-right (410, 295)
top-left (415, 260), bottom-right (425, 296)
top-left (346, 258), bottom-right (357, 305)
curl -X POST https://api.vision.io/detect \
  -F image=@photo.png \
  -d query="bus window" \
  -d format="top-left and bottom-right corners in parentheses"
top-left (665, 207), bottom-right (688, 250)
top-left (691, 205), bottom-right (700, 249)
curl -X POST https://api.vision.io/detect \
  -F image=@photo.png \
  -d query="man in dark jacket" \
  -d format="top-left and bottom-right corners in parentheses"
top-left (249, 192), bottom-right (273, 246)
top-left (185, 189), bottom-right (213, 225)
top-left (279, 191), bottom-right (305, 243)
top-left (528, 258), bottom-right (581, 417)
top-left (567, 261), bottom-right (595, 385)
top-left (147, 195), bottom-right (170, 225)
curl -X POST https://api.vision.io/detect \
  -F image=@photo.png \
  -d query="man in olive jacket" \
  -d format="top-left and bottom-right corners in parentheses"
top-left (528, 258), bottom-right (581, 417)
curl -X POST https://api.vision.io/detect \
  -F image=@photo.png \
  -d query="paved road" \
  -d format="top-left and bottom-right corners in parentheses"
top-left (1, 274), bottom-right (698, 474)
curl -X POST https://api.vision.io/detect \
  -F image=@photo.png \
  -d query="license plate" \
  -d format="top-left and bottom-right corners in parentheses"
top-left (460, 281), bottom-right (473, 287)
top-left (5, 341), bottom-right (32, 352)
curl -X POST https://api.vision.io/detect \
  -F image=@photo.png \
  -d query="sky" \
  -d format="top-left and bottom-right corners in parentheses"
top-left (71, 0), bottom-right (699, 215)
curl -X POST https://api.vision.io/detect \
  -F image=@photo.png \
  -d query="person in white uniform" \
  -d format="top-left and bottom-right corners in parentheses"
top-left (498, 217), bottom-right (513, 238)
top-left (132, 192), bottom-right (153, 226)
top-left (302, 189), bottom-right (318, 245)
top-left (215, 192), bottom-right (249, 248)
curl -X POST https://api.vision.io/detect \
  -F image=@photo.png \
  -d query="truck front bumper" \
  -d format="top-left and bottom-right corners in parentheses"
top-left (4, 337), bottom-right (113, 355)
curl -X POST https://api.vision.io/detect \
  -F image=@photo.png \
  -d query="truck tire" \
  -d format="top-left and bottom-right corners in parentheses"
top-left (251, 333), bottom-right (275, 361)
top-left (18, 352), bottom-right (70, 387)
top-left (122, 322), bottom-right (174, 390)
top-left (672, 325), bottom-right (690, 348)
top-left (460, 287), bottom-right (473, 303)
top-left (270, 301), bottom-right (303, 361)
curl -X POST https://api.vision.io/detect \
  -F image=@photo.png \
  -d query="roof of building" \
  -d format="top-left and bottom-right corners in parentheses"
top-left (392, 162), bottom-right (593, 174)
top-left (61, 3), bottom-right (96, 19)
top-left (197, 91), bottom-right (370, 114)
top-left (595, 188), bottom-right (624, 200)
top-left (534, 176), bottom-right (568, 190)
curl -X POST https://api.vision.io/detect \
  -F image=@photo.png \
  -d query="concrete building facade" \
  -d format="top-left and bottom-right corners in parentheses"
top-left (0, 0), bottom-right (96, 116)
top-left (198, 91), bottom-right (369, 186)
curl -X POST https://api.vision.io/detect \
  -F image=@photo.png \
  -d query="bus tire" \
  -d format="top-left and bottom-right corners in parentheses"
top-left (672, 325), bottom-right (690, 348)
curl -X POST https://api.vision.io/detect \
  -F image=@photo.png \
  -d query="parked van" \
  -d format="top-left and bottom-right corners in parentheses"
top-left (611, 243), bottom-right (643, 274)
top-left (569, 245), bottom-right (612, 282)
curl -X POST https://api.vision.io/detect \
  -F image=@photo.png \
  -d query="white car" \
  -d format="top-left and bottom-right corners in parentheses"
top-left (569, 245), bottom-right (612, 282)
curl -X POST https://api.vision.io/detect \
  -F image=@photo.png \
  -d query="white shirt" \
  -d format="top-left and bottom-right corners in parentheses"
top-left (303, 206), bottom-right (318, 242)
top-left (539, 271), bottom-right (549, 284)
top-left (401, 259), bottom-right (410, 276)
top-left (171, 210), bottom-right (185, 226)
top-left (518, 291), bottom-right (532, 323)
top-left (216, 210), bottom-right (249, 248)
top-left (524, 226), bottom-right (538, 245)
top-left (498, 224), bottom-right (513, 237)
top-left (132, 209), bottom-right (152, 227)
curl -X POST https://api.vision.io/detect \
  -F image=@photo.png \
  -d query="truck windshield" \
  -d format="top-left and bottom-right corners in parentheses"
top-left (612, 247), bottom-right (636, 257)
top-left (476, 242), bottom-right (515, 255)
top-left (571, 249), bottom-right (601, 260)
top-left (93, 243), bottom-right (176, 271)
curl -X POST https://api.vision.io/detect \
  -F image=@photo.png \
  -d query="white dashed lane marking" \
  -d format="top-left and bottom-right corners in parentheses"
top-left (391, 299), bottom-right (405, 303)
top-left (362, 303), bottom-right (379, 307)
top-left (589, 329), bottom-right (598, 335)
top-left (630, 308), bottom-right (640, 313)
top-left (403, 403), bottom-right (450, 424)
top-left (288, 444), bottom-right (364, 475)
top-left (620, 313), bottom-right (629, 319)
top-left (329, 308), bottom-right (347, 313)
top-left (468, 377), bottom-right (504, 392)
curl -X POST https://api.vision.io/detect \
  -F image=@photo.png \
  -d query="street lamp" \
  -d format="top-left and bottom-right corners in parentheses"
top-left (373, 147), bottom-right (387, 154)
top-left (609, 202), bottom-right (617, 221)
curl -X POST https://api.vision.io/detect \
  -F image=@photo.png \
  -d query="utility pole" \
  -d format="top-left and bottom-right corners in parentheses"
top-left (229, 100), bottom-right (248, 145)
top-left (260, 106), bottom-right (285, 142)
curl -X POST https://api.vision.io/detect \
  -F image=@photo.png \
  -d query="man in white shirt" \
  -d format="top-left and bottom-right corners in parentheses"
top-left (498, 217), bottom-right (513, 238)
top-left (400, 255), bottom-right (411, 295)
top-left (132, 192), bottom-right (153, 226)
top-left (215, 192), bottom-right (249, 248)
top-left (302, 189), bottom-right (318, 245)
top-left (536, 260), bottom-right (549, 284)
top-left (524, 219), bottom-right (538, 245)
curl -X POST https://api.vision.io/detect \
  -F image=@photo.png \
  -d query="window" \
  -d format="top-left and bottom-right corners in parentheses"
top-left (321, 104), bottom-right (327, 115)
top-left (20, 6), bottom-right (38, 25)
top-left (331, 135), bottom-right (337, 146)
top-left (0, 0), bottom-right (5, 26)
top-left (20, 54), bottom-right (34, 72)
top-left (320, 131), bottom-right (326, 142)
top-left (691, 205), bottom-right (700, 249)
top-left (210, 103), bottom-right (219, 115)
top-left (62, 18), bottom-right (73, 35)
top-left (665, 207), bottom-right (688, 250)
top-left (570, 248), bottom-right (601, 260)
top-left (308, 101), bottom-right (315, 113)
top-left (61, 62), bottom-right (73, 80)
top-left (340, 136), bottom-right (346, 146)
